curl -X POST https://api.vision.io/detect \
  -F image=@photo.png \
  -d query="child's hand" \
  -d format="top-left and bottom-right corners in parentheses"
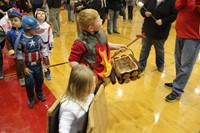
top-left (48, 43), bottom-right (53, 52)
top-left (118, 44), bottom-right (128, 52)
top-left (10, 53), bottom-right (15, 58)
top-left (46, 65), bottom-right (50, 69)
top-left (24, 67), bottom-right (31, 76)
top-left (76, 5), bottom-right (84, 11)
top-left (28, 3), bottom-right (32, 9)
top-left (0, 9), bottom-right (5, 15)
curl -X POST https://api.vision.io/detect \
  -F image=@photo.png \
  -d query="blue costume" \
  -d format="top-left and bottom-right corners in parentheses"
top-left (17, 34), bottom-right (48, 100)
top-left (5, 10), bottom-right (25, 84)
top-left (6, 27), bottom-right (24, 49)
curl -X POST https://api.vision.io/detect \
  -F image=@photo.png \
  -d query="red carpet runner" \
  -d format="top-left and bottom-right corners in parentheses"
top-left (0, 47), bottom-right (56, 132)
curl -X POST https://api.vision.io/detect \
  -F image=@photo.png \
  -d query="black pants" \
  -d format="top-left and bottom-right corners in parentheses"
top-left (31, 4), bottom-right (43, 16)
top-left (128, 6), bottom-right (134, 20)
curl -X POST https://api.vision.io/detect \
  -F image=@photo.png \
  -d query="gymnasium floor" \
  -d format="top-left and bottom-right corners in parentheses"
top-left (0, 8), bottom-right (200, 133)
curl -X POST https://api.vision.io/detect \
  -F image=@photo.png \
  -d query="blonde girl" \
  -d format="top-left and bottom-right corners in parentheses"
top-left (59, 64), bottom-right (97, 133)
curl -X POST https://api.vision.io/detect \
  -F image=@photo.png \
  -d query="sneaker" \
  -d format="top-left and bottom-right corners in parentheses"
top-left (107, 31), bottom-right (111, 35)
top-left (19, 78), bottom-right (25, 86)
top-left (45, 70), bottom-right (51, 80)
top-left (165, 92), bottom-right (180, 103)
top-left (165, 83), bottom-right (173, 88)
top-left (37, 93), bottom-right (46, 101)
top-left (158, 68), bottom-right (164, 72)
top-left (28, 98), bottom-right (34, 108)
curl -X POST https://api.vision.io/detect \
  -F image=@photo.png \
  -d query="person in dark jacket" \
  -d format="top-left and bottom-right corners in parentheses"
top-left (48, 0), bottom-right (61, 37)
top-left (80, 0), bottom-right (107, 24)
top-left (107, 0), bottom-right (123, 34)
top-left (0, 0), bottom-right (12, 19)
top-left (138, 0), bottom-right (177, 72)
top-left (30, 0), bottom-right (47, 16)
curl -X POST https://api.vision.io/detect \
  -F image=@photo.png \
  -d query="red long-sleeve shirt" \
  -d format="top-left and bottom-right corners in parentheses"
top-left (175, 0), bottom-right (200, 39)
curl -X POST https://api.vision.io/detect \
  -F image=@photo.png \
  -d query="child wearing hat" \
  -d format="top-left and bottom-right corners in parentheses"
top-left (35, 8), bottom-right (53, 80)
top-left (5, 10), bottom-right (25, 86)
top-left (16, 16), bottom-right (49, 108)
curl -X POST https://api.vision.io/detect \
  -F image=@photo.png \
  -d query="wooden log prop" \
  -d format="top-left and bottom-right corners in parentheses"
top-left (111, 34), bottom-right (146, 84)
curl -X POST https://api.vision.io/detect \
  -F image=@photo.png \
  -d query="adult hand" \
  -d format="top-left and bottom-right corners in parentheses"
top-left (155, 19), bottom-right (162, 26)
top-left (145, 11), bottom-right (151, 17)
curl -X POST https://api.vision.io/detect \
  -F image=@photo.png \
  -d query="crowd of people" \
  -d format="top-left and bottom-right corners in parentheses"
top-left (0, 0), bottom-right (199, 132)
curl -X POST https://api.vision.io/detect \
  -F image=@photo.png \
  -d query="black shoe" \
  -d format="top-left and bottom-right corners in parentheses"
top-left (165, 83), bottom-right (173, 88)
top-left (158, 68), bottom-right (164, 72)
top-left (37, 93), bottom-right (46, 101)
top-left (107, 31), bottom-right (111, 34)
top-left (28, 98), bottom-right (34, 108)
top-left (113, 31), bottom-right (120, 34)
top-left (165, 92), bottom-right (180, 103)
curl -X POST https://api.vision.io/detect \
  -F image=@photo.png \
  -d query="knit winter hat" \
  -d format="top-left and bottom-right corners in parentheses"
top-left (8, 10), bottom-right (22, 19)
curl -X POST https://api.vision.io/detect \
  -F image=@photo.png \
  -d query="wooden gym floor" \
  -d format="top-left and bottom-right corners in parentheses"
top-left (1, 8), bottom-right (200, 133)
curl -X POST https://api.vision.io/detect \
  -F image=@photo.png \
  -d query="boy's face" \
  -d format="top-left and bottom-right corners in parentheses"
top-left (10, 17), bottom-right (22, 28)
top-left (92, 16), bottom-right (102, 32)
top-left (36, 11), bottom-right (46, 22)
top-left (27, 30), bottom-right (37, 36)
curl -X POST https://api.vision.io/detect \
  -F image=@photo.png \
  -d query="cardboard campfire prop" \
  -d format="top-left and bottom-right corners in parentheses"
top-left (111, 34), bottom-right (146, 84)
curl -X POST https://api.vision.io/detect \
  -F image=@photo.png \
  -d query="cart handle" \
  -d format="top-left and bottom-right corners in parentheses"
top-left (112, 34), bottom-right (146, 59)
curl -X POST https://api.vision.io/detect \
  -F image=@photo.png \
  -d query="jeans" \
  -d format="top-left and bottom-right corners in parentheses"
top-left (107, 9), bottom-right (120, 33)
top-left (172, 36), bottom-right (200, 96)
top-left (49, 8), bottom-right (60, 36)
top-left (67, 4), bottom-right (74, 21)
top-left (24, 64), bottom-right (44, 98)
top-left (128, 6), bottom-right (134, 20)
top-left (139, 37), bottom-right (166, 70)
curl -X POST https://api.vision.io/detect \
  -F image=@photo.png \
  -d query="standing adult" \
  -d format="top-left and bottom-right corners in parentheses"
top-left (106, 0), bottom-right (123, 34)
top-left (165, 0), bottom-right (200, 102)
top-left (138, 0), bottom-right (177, 72)
top-left (71, 0), bottom-right (107, 36)
top-left (80, 0), bottom-right (107, 24)
top-left (30, 0), bottom-right (47, 16)
top-left (126, 0), bottom-right (136, 23)
top-left (48, 0), bottom-right (61, 37)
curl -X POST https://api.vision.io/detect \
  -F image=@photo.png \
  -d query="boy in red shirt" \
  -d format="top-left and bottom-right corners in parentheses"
top-left (69, 9), bottom-right (127, 85)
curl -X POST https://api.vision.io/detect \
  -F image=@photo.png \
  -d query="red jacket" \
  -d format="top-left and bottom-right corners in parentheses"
top-left (175, 0), bottom-right (200, 39)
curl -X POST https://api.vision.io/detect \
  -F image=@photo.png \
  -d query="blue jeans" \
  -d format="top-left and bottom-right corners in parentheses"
top-left (66, 4), bottom-right (74, 21)
top-left (107, 9), bottom-right (120, 33)
top-left (172, 36), bottom-right (200, 96)
top-left (139, 37), bottom-right (166, 70)
top-left (24, 63), bottom-right (44, 98)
